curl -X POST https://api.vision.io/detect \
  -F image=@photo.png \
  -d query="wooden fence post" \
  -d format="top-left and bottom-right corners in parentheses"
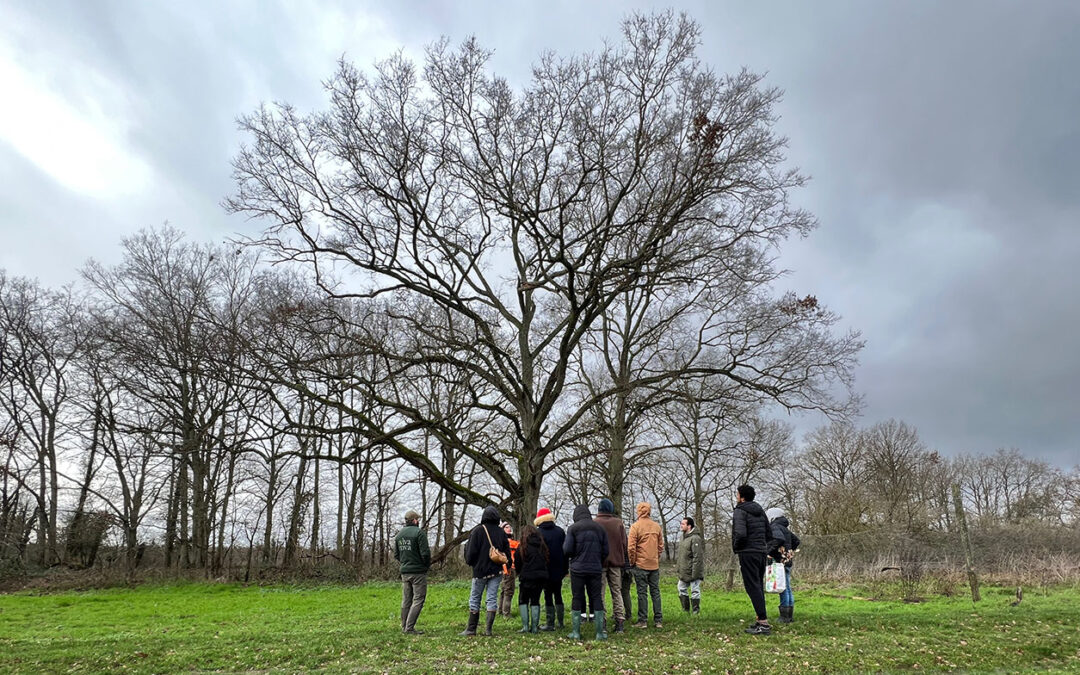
top-left (951, 483), bottom-right (980, 602)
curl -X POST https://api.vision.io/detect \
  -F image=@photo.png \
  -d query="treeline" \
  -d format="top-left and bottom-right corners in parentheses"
top-left (0, 225), bottom-right (851, 579)
top-left (0, 227), bottom-right (1073, 581)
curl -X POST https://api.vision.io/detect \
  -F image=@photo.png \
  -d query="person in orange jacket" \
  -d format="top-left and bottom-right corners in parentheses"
top-left (499, 521), bottom-right (520, 618)
top-left (627, 502), bottom-right (664, 628)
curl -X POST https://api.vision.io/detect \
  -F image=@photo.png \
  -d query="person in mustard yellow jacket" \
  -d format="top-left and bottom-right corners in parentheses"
top-left (627, 502), bottom-right (664, 628)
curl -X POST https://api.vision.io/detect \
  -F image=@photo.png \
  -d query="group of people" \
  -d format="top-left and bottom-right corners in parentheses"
top-left (391, 484), bottom-right (800, 638)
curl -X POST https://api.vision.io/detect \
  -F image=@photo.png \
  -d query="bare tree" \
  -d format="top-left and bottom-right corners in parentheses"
top-left (0, 272), bottom-right (83, 565)
top-left (226, 11), bottom-right (860, 520)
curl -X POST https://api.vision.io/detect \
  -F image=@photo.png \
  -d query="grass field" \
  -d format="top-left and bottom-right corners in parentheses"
top-left (1, 580), bottom-right (1078, 673)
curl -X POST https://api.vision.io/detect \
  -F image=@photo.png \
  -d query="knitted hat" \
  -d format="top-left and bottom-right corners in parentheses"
top-left (597, 498), bottom-right (615, 514)
top-left (765, 507), bottom-right (784, 521)
top-left (534, 507), bottom-right (555, 526)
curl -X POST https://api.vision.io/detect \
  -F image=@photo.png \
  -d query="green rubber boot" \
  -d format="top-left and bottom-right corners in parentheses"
top-left (595, 609), bottom-right (607, 641)
top-left (567, 610), bottom-right (582, 639)
top-left (518, 605), bottom-right (529, 633)
top-left (530, 605), bottom-right (541, 633)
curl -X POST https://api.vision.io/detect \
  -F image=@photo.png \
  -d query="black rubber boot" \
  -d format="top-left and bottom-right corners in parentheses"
top-left (484, 610), bottom-right (497, 636)
top-left (460, 610), bottom-right (480, 636)
top-left (691, 598), bottom-right (700, 615)
top-left (540, 604), bottom-right (555, 631)
top-left (680, 595), bottom-right (690, 613)
top-left (779, 606), bottom-right (793, 623)
top-left (556, 604), bottom-right (565, 629)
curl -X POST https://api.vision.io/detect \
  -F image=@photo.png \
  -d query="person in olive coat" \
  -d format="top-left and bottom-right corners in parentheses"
top-left (675, 516), bottom-right (705, 616)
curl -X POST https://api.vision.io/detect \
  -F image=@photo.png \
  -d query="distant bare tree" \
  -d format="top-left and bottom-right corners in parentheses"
top-left (0, 272), bottom-right (83, 565)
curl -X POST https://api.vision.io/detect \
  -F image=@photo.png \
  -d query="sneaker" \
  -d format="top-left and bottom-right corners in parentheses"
top-left (633, 621), bottom-right (648, 629)
top-left (744, 622), bottom-right (771, 635)
top-left (654, 622), bottom-right (663, 629)
top-left (403, 628), bottom-right (424, 635)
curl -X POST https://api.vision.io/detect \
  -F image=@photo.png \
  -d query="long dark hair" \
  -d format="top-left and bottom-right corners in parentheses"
top-left (518, 525), bottom-right (549, 564)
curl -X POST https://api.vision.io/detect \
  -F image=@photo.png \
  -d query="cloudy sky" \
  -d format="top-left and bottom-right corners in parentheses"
top-left (2, 1), bottom-right (1077, 466)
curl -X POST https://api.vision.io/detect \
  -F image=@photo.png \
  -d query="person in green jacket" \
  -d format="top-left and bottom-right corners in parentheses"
top-left (676, 516), bottom-right (705, 616)
top-left (394, 509), bottom-right (431, 634)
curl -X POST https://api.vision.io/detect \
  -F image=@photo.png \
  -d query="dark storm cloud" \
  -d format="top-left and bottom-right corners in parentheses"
top-left (1, 0), bottom-right (1076, 465)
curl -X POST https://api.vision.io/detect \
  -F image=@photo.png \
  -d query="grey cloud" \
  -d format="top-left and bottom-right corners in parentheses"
top-left (1, 0), bottom-right (1077, 466)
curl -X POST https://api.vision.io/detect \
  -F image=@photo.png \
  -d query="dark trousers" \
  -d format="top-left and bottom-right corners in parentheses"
top-left (621, 567), bottom-right (633, 618)
top-left (633, 567), bottom-right (662, 622)
top-left (570, 572), bottom-right (604, 613)
top-left (738, 552), bottom-right (768, 621)
top-left (519, 579), bottom-right (544, 606)
top-left (542, 576), bottom-right (564, 606)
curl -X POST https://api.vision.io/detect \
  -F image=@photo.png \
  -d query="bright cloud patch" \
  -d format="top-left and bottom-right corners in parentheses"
top-left (0, 47), bottom-right (151, 199)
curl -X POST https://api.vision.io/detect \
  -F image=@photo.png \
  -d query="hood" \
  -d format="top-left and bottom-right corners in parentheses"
top-left (481, 505), bottom-right (501, 524)
top-left (572, 504), bottom-right (592, 522)
top-left (736, 501), bottom-right (765, 518)
top-left (772, 515), bottom-right (790, 527)
top-left (636, 502), bottom-right (652, 519)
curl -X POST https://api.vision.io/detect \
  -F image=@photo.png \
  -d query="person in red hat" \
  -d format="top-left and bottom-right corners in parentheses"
top-left (533, 506), bottom-right (567, 631)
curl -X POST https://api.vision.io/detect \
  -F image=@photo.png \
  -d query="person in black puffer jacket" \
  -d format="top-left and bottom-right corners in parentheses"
top-left (563, 504), bottom-right (609, 640)
top-left (534, 507), bottom-right (567, 631)
top-left (513, 524), bottom-right (550, 633)
top-left (461, 505), bottom-right (511, 637)
top-left (732, 484), bottom-right (771, 635)
top-left (766, 507), bottom-right (802, 624)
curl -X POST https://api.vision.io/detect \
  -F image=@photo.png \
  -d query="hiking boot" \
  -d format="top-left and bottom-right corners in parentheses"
top-left (614, 618), bottom-right (625, 634)
top-left (654, 621), bottom-right (663, 629)
top-left (745, 622), bottom-right (771, 635)
top-left (459, 610), bottom-right (480, 636)
top-left (680, 595), bottom-right (690, 613)
top-left (633, 620), bottom-right (648, 629)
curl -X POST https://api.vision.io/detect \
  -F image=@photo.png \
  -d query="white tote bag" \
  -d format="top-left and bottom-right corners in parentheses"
top-left (764, 561), bottom-right (787, 593)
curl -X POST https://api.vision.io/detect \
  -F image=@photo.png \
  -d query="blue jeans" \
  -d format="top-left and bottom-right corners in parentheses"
top-left (779, 567), bottom-right (794, 608)
top-left (469, 576), bottom-right (502, 611)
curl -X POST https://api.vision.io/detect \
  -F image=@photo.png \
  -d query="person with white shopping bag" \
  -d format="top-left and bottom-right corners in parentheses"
top-left (731, 484), bottom-right (772, 635)
top-left (766, 507), bottom-right (801, 624)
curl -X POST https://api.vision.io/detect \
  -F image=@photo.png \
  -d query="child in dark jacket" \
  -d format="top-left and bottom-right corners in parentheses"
top-left (766, 507), bottom-right (801, 623)
top-left (513, 525), bottom-right (550, 633)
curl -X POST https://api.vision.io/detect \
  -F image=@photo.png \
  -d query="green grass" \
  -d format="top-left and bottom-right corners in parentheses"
top-left (1, 580), bottom-right (1077, 673)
